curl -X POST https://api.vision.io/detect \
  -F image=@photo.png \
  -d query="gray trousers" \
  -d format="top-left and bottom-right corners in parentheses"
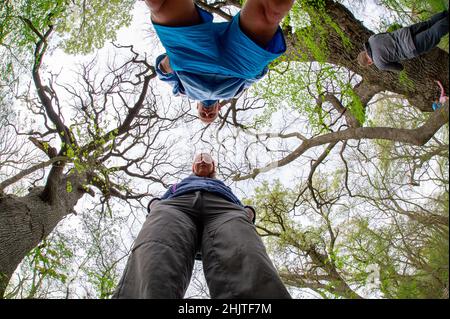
top-left (410, 10), bottom-right (449, 56)
top-left (112, 191), bottom-right (291, 299)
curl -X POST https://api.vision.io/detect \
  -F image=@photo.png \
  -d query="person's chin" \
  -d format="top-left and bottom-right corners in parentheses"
top-left (196, 169), bottom-right (209, 177)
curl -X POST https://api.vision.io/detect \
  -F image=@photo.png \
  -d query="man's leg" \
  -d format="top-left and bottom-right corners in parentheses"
top-left (409, 10), bottom-right (449, 36)
top-left (144, 0), bottom-right (201, 26)
top-left (240, 0), bottom-right (295, 47)
top-left (200, 193), bottom-right (291, 298)
top-left (413, 12), bottom-right (449, 56)
top-left (112, 198), bottom-right (199, 299)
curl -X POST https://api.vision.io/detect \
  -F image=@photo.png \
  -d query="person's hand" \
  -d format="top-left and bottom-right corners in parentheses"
top-left (147, 198), bottom-right (161, 213)
top-left (159, 56), bottom-right (173, 74)
top-left (150, 199), bottom-right (160, 209)
top-left (244, 206), bottom-right (256, 223)
top-left (434, 80), bottom-right (448, 104)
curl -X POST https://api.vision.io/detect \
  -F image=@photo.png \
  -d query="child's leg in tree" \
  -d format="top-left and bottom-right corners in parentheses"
top-left (144, 0), bottom-right (201, 26)
top-left (409, 10), bottom-right (449, 36)
top-left (239, 0), bottom-right (295, 47)
top-left (413, 13), bottom-right (449, 55)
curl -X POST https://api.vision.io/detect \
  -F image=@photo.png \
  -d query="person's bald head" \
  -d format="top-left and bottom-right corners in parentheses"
top-left (192, 153), bottom-right (216, 177)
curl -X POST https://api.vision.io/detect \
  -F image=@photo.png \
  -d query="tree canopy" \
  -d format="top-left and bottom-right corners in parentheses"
top-left (0, 0), bottom-right (448, 299)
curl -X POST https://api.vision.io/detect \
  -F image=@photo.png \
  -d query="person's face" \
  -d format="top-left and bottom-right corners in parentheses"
top-left (192, 153), bottom-right (215, 177)
top-left (197, 102), bottom-right (220, 123)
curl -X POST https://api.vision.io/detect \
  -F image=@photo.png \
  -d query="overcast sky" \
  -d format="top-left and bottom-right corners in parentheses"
top-left (17, 0), bottom-right (397, 298)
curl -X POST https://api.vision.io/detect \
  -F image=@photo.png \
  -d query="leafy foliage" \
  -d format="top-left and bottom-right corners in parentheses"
top-left (0, 0), bottom-right (135, 85)
top-left (252, 62), bottom-right (365, 132)
top-left (1, 0), bottom-right (448, 300)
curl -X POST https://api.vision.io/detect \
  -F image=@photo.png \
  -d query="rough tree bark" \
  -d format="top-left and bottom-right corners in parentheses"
top-left (0, 175), bottom-right (86, 298)
top-left (284, 0), bottom-right (449, 112)
top-left (233, 102), bottom-right (449, 181)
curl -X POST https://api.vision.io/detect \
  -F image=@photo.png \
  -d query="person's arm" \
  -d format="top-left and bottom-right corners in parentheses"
top-left (375, 54), bottom-right (404, 72)
top-left (240, 0), bottom-right (294, 48)
top-left (147, 197), bottom-right (161, 213)
top-left (144, 0), bottom-right (201, 26)
top-left (158, 55), bottom-right (173, 74)
top-left (147, 184), bottom-right (175, 214)
top-left (154, 54), bottom-right (186, 97)
top-left (436, 80), bottom-right (449, 103)
top-left (144, 0), bottom-right (166, 12)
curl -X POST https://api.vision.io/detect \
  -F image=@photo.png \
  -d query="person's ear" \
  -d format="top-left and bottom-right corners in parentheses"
top-left (209, 161), bottom-right (216, 178)
top-left (210, 161), bottom-right (216, 175)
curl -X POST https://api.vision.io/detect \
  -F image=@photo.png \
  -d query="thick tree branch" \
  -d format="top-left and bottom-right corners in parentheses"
top-left (80, 53), bottom-right (156, 155)
top-left (0, 156), bottom-right (68, 193)
top-left (233, 102), bottom-right (448, 181)
top-left (324, 94), bottom-right (361, 128)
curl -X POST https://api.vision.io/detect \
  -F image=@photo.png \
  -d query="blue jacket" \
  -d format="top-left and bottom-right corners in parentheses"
top-left (151, 175), bottom-right (255, 260)
top-left (147, 175), bottom-right (257, 228)
top-left (160, 175), bottom-right (243, 207)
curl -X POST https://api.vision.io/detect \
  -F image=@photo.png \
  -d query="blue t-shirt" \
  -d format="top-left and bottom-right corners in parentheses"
top-left (155, 53), bottom-right (267, 107)
top-left (153, 6), bottom-right (286, 108)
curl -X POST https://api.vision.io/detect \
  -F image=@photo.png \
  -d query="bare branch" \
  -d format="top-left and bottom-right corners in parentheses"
top-left (233, 102), bottom-right (448, 181)
top-left (0, 156), bottom-right (68, 193)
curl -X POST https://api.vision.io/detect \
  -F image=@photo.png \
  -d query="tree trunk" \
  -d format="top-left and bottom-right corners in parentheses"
top-left (284, 0), bottom-right (449, 112)
top-left (0, 174), bottom-right (86, 298)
